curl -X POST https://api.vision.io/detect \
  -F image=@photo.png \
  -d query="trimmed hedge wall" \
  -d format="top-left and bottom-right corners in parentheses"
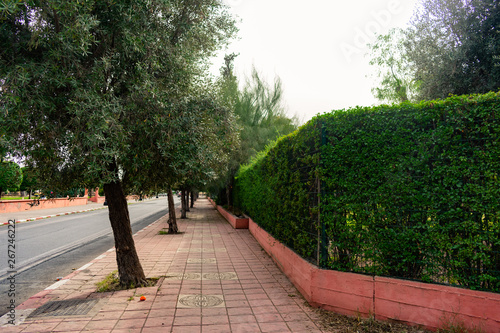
top-left (235, 119), bottom-right (321, 261)
top-left (235, 93), bottom-right (500, 292)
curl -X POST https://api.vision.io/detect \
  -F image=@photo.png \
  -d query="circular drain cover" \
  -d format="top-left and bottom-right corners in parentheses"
top-left (178, 294), bottom-right (223, 307)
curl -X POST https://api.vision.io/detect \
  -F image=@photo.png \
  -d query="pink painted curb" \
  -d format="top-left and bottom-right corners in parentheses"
top-left (16, 290), bottom-right (51, 310)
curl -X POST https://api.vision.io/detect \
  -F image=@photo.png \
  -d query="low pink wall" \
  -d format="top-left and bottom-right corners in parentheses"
top-left (88, 197), bottom-right (106, 203)
top-left (374, 277), bottom-right (500, 331)
top-left (0, 197), bottom-right (89, 214)
top-left (245, 218), bottom-right (500, 332)
top-left (216, 205), bottom-right (249, 229)
top-left (311, 269), bottom-right (374, 318)
top-left (207, 197), bottom-right (217, 208)
top-left (249, 219), bottom-right (314, 301)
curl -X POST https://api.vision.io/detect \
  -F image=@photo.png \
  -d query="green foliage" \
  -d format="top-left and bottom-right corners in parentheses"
top-left (210, 58), bottom-right (298, 205)
top-left (405, 0), bottom-right (500, 100)
top-left (0, 160), bottom-right (22, 197)
top-left (367, 28), bottom-right (420, 103)
top-left (1, 0), bottom-right (238, 191)
top-left (368, 1), bottom-right (500, 102)
top-left (235, 92), bottom-right (500, 292)
top-left (235, 121), bottom-right (321, 262)
top-left (19, 166), bottom-right (38, 193)
top-left (1, 0), bottom-right (238, 284)
top-left (235, 67), bottom-right (298, 163)
top-left (126, 95), bottom-right (239, 196)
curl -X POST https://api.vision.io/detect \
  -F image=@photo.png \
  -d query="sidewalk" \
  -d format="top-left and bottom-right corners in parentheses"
top-left (0, 198), bottom-right (325, 333)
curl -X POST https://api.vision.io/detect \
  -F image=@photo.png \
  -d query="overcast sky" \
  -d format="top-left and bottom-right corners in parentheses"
top-left (211, 0), bottom-right (420, 123)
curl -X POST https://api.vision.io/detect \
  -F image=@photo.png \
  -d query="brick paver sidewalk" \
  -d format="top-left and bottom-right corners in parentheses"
top-left (0, 198), bottom-right (324, 332)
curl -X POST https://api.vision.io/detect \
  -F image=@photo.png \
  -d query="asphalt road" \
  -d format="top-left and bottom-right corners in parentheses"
top-left (0, 198), bottom-right (178, 317)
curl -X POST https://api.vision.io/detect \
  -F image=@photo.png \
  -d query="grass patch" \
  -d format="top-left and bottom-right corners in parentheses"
top-left (96, 271), bottom-right (159, 292)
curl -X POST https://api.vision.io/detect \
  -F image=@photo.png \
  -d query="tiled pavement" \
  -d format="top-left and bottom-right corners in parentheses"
top-left (1, 198), bottom-right (325, 332)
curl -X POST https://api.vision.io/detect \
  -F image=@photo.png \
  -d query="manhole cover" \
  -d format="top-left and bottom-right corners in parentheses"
top-left (178, 294), bottom-right (224, 308)
top-left (202, 272), bottom-right (238, 280)
top-left (28, 299), bottom-right (99, 318)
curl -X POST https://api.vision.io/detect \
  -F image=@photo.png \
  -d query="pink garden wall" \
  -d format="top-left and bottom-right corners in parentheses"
top-left (213, 202), bottom-right (500, 332)
top-left (0, 197), bottom-right (89, 214)
top-left (249, 218), bottom-right (500, 332)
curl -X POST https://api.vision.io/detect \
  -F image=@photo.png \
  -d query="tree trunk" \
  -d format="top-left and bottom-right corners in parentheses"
top-left (180, 189), bottom-right (187, 219)
top-left (103, 181), bottom-right (146, 287)
top-left (185, 190), bottom-right (190, 212)
top-left (190, 191), bottom-right (194, 208)
top-left (226, 185), bottom-right (231, 208)
top-left (167, 187), bottom-right (178, 233)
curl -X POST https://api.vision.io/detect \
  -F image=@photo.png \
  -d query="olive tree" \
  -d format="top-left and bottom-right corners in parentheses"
top-left (1, 0), bottom-right (236, 286)
top-left (405, 0), bottom-right (500, 100)
top-left (367, 28), bottom-right (420, 103)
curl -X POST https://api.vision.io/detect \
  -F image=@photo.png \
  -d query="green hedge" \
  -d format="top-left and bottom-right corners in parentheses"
top-left (235, 119), bottom-right (321, 261)
top-left (235, 92), bottom-right (500, 292)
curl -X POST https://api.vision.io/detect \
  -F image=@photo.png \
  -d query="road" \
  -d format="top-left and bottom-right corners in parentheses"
top-left (0, 198), bottom-right (177, 317)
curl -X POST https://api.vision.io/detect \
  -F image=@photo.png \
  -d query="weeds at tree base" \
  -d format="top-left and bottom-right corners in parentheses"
top-left (96, 271), bottom-right (159, 292)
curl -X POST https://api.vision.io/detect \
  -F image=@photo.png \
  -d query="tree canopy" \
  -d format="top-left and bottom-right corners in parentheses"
top-left (367, 28), bottom-right (419, 103)
top-left (1, 0), bottom-right (237, 285)
top-left (209, 55), bottom-right (298, 206)
top-left (19, 166), bottom-right (38, 198)
top-left (368, 0), bottom-right (500, 102)
top-left (0, 160), bottom-right (22, 198)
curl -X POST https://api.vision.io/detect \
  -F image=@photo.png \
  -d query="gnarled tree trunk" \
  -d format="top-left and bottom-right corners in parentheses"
top-left (190, 190), bottom-right (194, 208)
top-left (167, 187), bottom-right (178, 233)
top-left (104, 181), bottom-right (146, 287)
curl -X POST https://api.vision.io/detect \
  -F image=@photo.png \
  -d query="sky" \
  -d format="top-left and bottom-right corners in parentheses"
top-left (211, 0), bottom-right (421, 123)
